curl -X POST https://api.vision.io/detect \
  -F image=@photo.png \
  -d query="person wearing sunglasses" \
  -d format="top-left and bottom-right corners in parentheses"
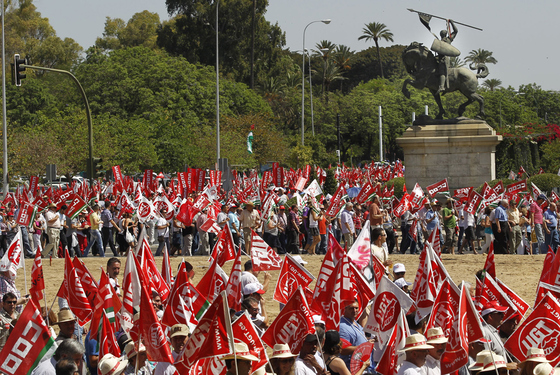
top-left (0, 292), bottom-right (19, 352)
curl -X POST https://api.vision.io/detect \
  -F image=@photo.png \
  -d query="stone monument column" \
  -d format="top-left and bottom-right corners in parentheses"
top-left (396, 119), bottom-right (502, 191)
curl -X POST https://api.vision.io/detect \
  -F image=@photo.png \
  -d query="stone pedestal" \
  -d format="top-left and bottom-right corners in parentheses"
top-left (396, 119), bottom-right (502, 191)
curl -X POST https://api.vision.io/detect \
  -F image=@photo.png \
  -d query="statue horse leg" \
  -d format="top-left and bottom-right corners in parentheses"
top-left (459, 92), bottom-right (485, 119)
top-left (402, 79), bottom-right (413, 99)
top-left (430, 89), bottom-right (445, 119)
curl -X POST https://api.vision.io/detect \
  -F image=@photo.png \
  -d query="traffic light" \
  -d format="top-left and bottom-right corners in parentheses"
top-left (93, 157), bottom-right (104, 178)
top-left (14, 54), bottom-right (26, 86)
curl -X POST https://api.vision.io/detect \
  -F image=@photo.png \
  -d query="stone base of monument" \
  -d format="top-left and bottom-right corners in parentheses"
top-left (396, 117), bottom-right (503, 192)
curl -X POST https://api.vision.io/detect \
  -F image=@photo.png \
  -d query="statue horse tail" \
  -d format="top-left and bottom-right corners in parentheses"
top-left (469, 62), bottom-right (489, 79)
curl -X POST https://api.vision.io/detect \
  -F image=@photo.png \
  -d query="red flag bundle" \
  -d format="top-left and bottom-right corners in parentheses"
top-left (410, 247), bottom-right (437, 320)
top-left (233, 313), bottom-right (268, 373)
top-left (273, 254), bottom-right (315, 304)
top-left (262, 287), bottom-right (315, 354)
top-left (210, 224), bottom-right (236, 267)
top-left (425, 278), bottom-right (460, 335)
top-left (251, 230), bottom-right (282, 271)
top-left (138, 236), bottom-right (171, 301)
top-left (138, 275), bottom-right (174, 363)
top-left (56, 250), bottom-right (92, 325)
top-left (310, 255), bottom-right (356, 331)
top-left (162, 245), bottom-right (173, 287)
top-left (313, 233), bottom-right (345, 300)
top-left (29, 245), bottom-right (45, 307)
top-left (162, 262), bottom-right (204, 328)
top-left (0, 299), bottom-right (56, 375)
top-left (174, 292), bottom-right (232, 372)
top-left (89, 268), bottom-right (123, 338)
top-left (122, 250), bottom-right (142, 316)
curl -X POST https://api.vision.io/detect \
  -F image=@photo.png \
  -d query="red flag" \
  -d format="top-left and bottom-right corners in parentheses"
top-left (440, 283), bottom-right (484, 374)
top-left (410, 247), bottom-right (437, 320)
top-left (375, 323), bottom-right (399, 375)
top-left (99, 313), bottom-right (121, 359)
top-left (138, 237), bottom-right (171, 301)
top-left (225, 248), bottom-right (243, 312)
top-left (16, 201), bottom-right (36, 227)
top-left (262, 287), bottom-right (315, 354)
top-left (122, 250), bottom-right (141, 316)
top-left (56, 250), bottom-right (92, 325)
top-left (313, 233), bottom-right (345, 300)
top-left (273, 254), bottom-right (315, 304)
top-left (428, 228), bottom-right (442, 257)
top-left (29, 245), bottom-right (45, 307)
top-left (138, 276), bottom-right (174, 363)
top-left (350, 263), bottom-right (376, 319)
top-left (161, 262), bottom-right (201, 327)
top-left (364, 276), bottom-right (414, 346)
top-left (162, 245), bottom-right (173, 287)
top-left (310, 255), bottom-right (356, 331)
top-left (210, 224), bottom-right (236, 267)
top-left (72, 257), bottom-right (99, 306)
top-left (496, 278), bottom-right (530, 320)
top-left (90, 268), bottom-right (122, 339)
top-left (426, 178), bottom-right (449, 197)
top-left (196, 256), bottom-right (228, 304)
top-left (251, 230), bottom-right (282, 271)
top-left (232, 313), bottom-right (268, 373)
top-left (518, 165), bottom-right (527, 175)
top-left (0, 231), bottom-right (23, 277)
top-left (426, 278), bottom-right (460, 335)
top-left (484, 242), bottom-right (496, 278)
top-left (505, 293), bottom-right (560, 366)
top-left (0, 299), bottom-right (56, 375)
top-left (174, 292), bottom-right (232, 372)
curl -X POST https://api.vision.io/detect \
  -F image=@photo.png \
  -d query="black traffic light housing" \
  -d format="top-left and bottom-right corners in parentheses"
top-left (93, 157), bottom-right (104, 178)
top-left (14, 54), bottom-right (26, 86)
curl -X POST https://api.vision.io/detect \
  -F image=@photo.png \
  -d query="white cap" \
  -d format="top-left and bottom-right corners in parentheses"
top-left (394, 278), bottom-right (412, 289)
top-left (313, 315), bottom-right (325, 326)
top-left (243, 283), bottom-right (265, 295)
top-left (393, 263), bottom-right (406, 274)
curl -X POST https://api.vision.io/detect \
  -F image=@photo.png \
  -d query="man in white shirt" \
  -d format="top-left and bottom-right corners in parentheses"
top-left (422, 327), bottom-right (448, 375)
top-left (241, 260), bottom-right (271, 292)
top-left (295, 333), bottom-right (325, 375)
top-left (397, 334), bottom-right (434, 375)
top-left (43, 203), bottom-right (62, 258)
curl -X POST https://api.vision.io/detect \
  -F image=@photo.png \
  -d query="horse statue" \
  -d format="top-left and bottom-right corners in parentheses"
top-left (401, 42), bottom-right (489, 120)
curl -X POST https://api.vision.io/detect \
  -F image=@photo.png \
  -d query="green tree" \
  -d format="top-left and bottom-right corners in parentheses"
top-left (95, 11), bottom-right (161, 52)
top-left (482, 78), bottom-right (502, 91)
top-left (357, 22), bottom-right (394, 79)
top-left (465, 49), bottom-right (498, 65)
top-left (333, 45), bottom-right (354, 90)
top-left (159, 0), bottom-right (286, 86)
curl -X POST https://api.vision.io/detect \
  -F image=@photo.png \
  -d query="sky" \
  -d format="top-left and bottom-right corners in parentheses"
top-left (35, 0), bottom-right (560, 91)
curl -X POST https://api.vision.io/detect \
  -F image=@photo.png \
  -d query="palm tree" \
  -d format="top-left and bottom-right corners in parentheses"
top-left (358, 22), bottom-right (394, 79)
top-left (314, 40), bottom-right (336, 97)
top-left (482, 78), bottom-right (502, 91)
top-left (465, 49), bottom-right (498, 65)
top-left (448, 56), bottom-right (465, 68)
top-left (333, 45), bottom-right (355, 90)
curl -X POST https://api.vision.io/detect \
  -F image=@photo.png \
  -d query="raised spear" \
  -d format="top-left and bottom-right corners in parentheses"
top-left (407, 8), bottom-right (483, 31)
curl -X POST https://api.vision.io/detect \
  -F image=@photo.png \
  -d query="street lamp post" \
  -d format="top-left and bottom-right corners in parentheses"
top-left (216, 0), bottom-right (220, 167)
top-left (306, 49), bottom-right (315, 136)
top-left (301, 19), bottom-right (331, 146)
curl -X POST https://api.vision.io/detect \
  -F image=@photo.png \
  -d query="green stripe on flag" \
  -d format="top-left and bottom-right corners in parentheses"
top-left (195, 300), bottom-right (211, 320)
top-left (27, 337), bottom-right (56, 375)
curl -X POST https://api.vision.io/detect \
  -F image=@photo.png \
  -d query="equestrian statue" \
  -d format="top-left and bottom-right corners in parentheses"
top-left (402, 10), bottom-right (488, 120)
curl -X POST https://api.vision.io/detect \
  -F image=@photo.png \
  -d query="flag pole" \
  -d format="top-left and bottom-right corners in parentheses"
top-left (20, 228), bottom-right (28, 292)
top-left (222, 291), bottom-right (237, 375)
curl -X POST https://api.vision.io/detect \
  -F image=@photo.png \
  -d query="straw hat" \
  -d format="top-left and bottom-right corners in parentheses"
top-left (55, 309), bottom-right (77, 324)
top-left (124, 341), bottom-right (146, 359)
top-left (468, 350), bottom-right (494, 371)
top-left (520, 348), bottom-right (550, 366)
top-left (221, 342), bottom-right (259, 361)
top-left (534, 363), bottom-right (560, 375)
top-left (400, 334), bottom-right (434, 352)
top-left (269, 344), bottom-right (297, 359)
top-left (98, 353), bottom-right (128, 375)
top-left (480, 354), bottom-right (507, 373)
top-left (426, 327), bottom-right (448, 344)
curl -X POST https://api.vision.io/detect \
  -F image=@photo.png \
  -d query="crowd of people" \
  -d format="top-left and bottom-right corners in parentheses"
top-left (0, 169), bottom-right (557, 375)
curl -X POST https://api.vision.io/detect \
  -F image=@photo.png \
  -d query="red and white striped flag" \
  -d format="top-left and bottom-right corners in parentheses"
top-left (29, 244), bottom-right (45, 307)
top-left (0, 230), bottom-right (23, 278)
